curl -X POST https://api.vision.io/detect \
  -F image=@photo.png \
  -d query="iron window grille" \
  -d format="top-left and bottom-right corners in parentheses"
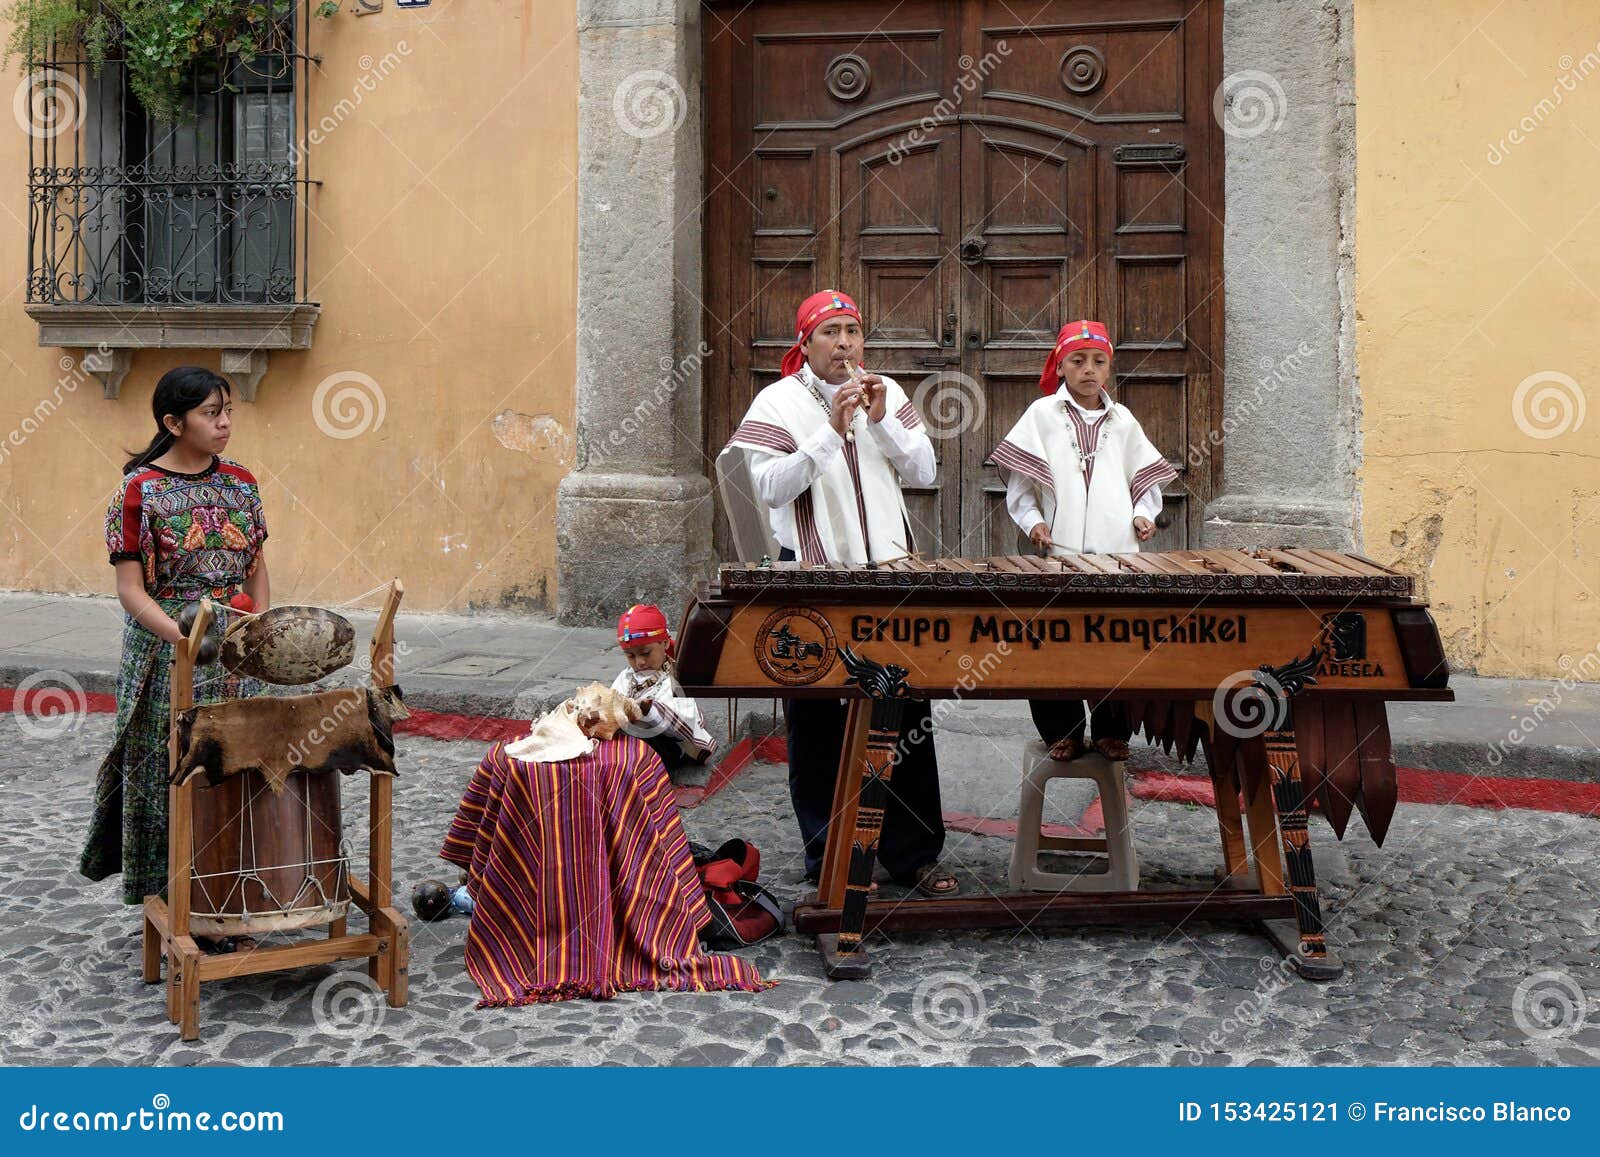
top-left (26, 1), bottom-right (317, 307)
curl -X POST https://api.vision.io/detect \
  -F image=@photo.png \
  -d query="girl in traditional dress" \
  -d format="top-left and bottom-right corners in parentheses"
top-left (992, 320), bottom-right (1179, 761)
top-left (80, 367), bottom-right (270, 942)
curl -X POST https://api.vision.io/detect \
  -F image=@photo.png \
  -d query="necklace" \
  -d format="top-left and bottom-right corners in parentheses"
top-left (1062, 395), bottom-right (1113, 473)
top-left (628, 668), bottom-right (664, 697)
top-left (1061, 396), bottom-right (1110, 465)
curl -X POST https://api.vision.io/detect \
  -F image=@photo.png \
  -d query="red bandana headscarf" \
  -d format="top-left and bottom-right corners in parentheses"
top-left (780, 290), bottom-right (862, 378)
top-left (1039, 319), bottom-right (1114, 394)
top-left (617, 603), bottom-right (675, 658)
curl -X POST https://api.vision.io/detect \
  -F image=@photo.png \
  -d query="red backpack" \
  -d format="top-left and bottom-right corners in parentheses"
top-left (691, 839), bottom-right (785, 949)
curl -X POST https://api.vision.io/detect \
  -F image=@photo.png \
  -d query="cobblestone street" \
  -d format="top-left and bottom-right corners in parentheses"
top-left (2, 712), bottom-right (1596, 1067)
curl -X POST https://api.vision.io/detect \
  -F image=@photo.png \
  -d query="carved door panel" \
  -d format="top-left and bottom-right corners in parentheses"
top-left (704, 0), bottom-right (1221, 560)
top-left (704, 0), bottom-right (966, 559)
top-left (958, 0), bottom-right (1221, 554)
top-left (837, 121), bottom-right (965, 558)
top-left (957, 119), bottom-right (1095, 556)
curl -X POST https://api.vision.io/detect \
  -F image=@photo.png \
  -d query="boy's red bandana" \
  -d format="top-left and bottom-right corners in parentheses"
top-left (617, 603), bottom-right (674, 655)
top-left (1039, 319), bottom-right (1114, 394)
top-left (781, 290), bottom-right (862, 378)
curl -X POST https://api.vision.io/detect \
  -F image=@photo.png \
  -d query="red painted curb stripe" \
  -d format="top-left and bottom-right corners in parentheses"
top-left (1393, 765), bottom-right (1600, 812)
top-left (0, 685), bottom-right (783, 810)
top-left (945, 763), bottom-right (1600, 846)
top-left (676, 735), bottom-right (786, 809)
top-left (942, 809), bottom-right (1103, 841)
top-left (389, 710), bottom-right (786, 811)
top-left (1129, 772), bottom-right (1218, 808)
top-left (1128, 768), bottom-right (1600, 818)
top-left (394, 710), bottom-right (526, 743)
top-left (677, 736), bottom-right (752, 808)
top-left (0, 688), bottom-right (537, 740)
top-left (7, 686), bottom-right (1595, 818)
top-left (0, 688), bottom-right (118, 715)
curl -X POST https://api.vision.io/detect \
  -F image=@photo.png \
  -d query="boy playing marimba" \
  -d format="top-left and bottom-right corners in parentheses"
top-left (992, 320), bottom-right (1178, 760)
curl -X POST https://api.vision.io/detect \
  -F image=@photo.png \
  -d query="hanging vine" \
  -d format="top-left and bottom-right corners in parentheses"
top-left (3, 0), bottom-right (340, 122)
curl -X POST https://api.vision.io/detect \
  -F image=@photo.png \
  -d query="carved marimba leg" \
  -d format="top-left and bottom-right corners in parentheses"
top-left (1261, 721), bottom-right (1343, 980)
top-left (817, 696), bottom-right (905, 980)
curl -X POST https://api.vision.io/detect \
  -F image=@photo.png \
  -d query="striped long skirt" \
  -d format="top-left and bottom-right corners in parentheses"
top-left (79, 609), bottom-right (262, 905)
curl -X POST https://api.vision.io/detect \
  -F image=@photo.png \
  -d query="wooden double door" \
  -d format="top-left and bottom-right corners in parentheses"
top-left (703, 0), bottom-right (1223, 559)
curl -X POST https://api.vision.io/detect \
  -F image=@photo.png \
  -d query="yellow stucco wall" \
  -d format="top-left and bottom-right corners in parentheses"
top-left (1355, 0), bottom-right (1600, 678)
top-left (0, 1), bottom-right (576, 611)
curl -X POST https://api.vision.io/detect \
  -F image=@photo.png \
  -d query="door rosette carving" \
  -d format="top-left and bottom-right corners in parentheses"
top-left (826, 53), bottom-right (872, 102)
top-left (1060, 46), bottom-right (1106, 95)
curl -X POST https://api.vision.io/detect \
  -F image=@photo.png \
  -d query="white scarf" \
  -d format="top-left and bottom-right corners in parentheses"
top-left (993, 387), bottom-right (1177, 554)
top-left (726, 367), bottom-right (915, 564)
top-left (611, 666), bottom-right (714, 759)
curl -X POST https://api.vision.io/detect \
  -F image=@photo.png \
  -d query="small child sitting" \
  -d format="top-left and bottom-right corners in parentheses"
top-left (612, 603), bottom-right (715, 771)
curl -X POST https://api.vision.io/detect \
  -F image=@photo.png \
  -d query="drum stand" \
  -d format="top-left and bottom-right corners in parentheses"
top-left (142, 583), bottom-right (411, 1041)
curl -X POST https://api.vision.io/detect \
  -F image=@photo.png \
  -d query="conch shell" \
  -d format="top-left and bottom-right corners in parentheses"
top-left (504, 682), bottom-right (643, 763)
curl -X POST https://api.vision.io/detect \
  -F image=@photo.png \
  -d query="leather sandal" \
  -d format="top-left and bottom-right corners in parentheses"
top-left (1047, 736), bottom-right (1086, 761)
top-left (911, 862), bottom-right (959, 897)
top-left (1093, 736), bottom-right (1131, 761)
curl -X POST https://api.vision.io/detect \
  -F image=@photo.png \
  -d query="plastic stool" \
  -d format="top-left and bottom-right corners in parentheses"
top-left (1008, 739), bottom-right (1139, 893)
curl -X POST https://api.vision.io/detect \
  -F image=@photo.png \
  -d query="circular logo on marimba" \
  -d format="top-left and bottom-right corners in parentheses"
top-left (754, 606), bottom-right (837, 686)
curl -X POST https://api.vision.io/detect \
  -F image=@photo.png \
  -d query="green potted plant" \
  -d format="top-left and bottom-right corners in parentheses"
top-left (3, 0), bottom-right (339, 122)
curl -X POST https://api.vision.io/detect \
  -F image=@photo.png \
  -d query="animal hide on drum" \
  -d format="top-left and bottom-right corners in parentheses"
top-left (173, 686), bottom-right (402, 793)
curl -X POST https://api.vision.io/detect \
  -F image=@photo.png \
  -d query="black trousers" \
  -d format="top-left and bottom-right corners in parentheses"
top-left (784, 696), bottom-right (946, 883)
top-left (1029, 698), bottom-right (1131, 746)
top-left (642, 733), bottom-right (708, 775)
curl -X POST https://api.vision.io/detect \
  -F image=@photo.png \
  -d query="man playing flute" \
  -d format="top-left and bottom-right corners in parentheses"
top-left (724, 290), bottom-right (958, 897)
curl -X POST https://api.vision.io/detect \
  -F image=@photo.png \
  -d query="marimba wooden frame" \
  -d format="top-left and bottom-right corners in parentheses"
top-left (790, 652), bottom-right (1342, 982)
top-left (681, 551), bottom-right (1455, 984)
top-left (141, 583), bottom-right (410, 1041)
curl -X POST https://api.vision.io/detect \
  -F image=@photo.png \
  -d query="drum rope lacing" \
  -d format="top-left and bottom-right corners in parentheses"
top-left (183, 582), bottom-right (393, 926)
top-left (190, 781), bottom-right (350, 924)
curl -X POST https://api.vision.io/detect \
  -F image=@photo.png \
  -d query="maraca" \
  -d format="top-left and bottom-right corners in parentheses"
top-left (175, 602), bottom-right (220, 665)
top-left (411, 878), bottom-right (453, 922)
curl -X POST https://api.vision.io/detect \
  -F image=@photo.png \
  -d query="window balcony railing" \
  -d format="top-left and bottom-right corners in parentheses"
top-left (22, 1), bottom-right (321, 398)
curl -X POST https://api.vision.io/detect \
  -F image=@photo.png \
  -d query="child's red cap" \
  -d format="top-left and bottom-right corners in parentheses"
top-left (617, 604), bottom-right (673, 652)
top-left (1039, 320), bottom-right (1114, 394)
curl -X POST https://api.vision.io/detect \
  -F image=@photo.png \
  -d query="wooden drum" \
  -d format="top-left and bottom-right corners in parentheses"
top-left (188, 769), bottom-right (350, 937)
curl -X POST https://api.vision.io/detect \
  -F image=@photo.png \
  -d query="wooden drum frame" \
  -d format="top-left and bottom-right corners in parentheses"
top-left (141, 582), bottom-right (410, 1041)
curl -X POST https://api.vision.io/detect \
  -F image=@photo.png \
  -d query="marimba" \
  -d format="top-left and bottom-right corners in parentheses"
top-left (676, 549), bottom-right (1452, 981)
